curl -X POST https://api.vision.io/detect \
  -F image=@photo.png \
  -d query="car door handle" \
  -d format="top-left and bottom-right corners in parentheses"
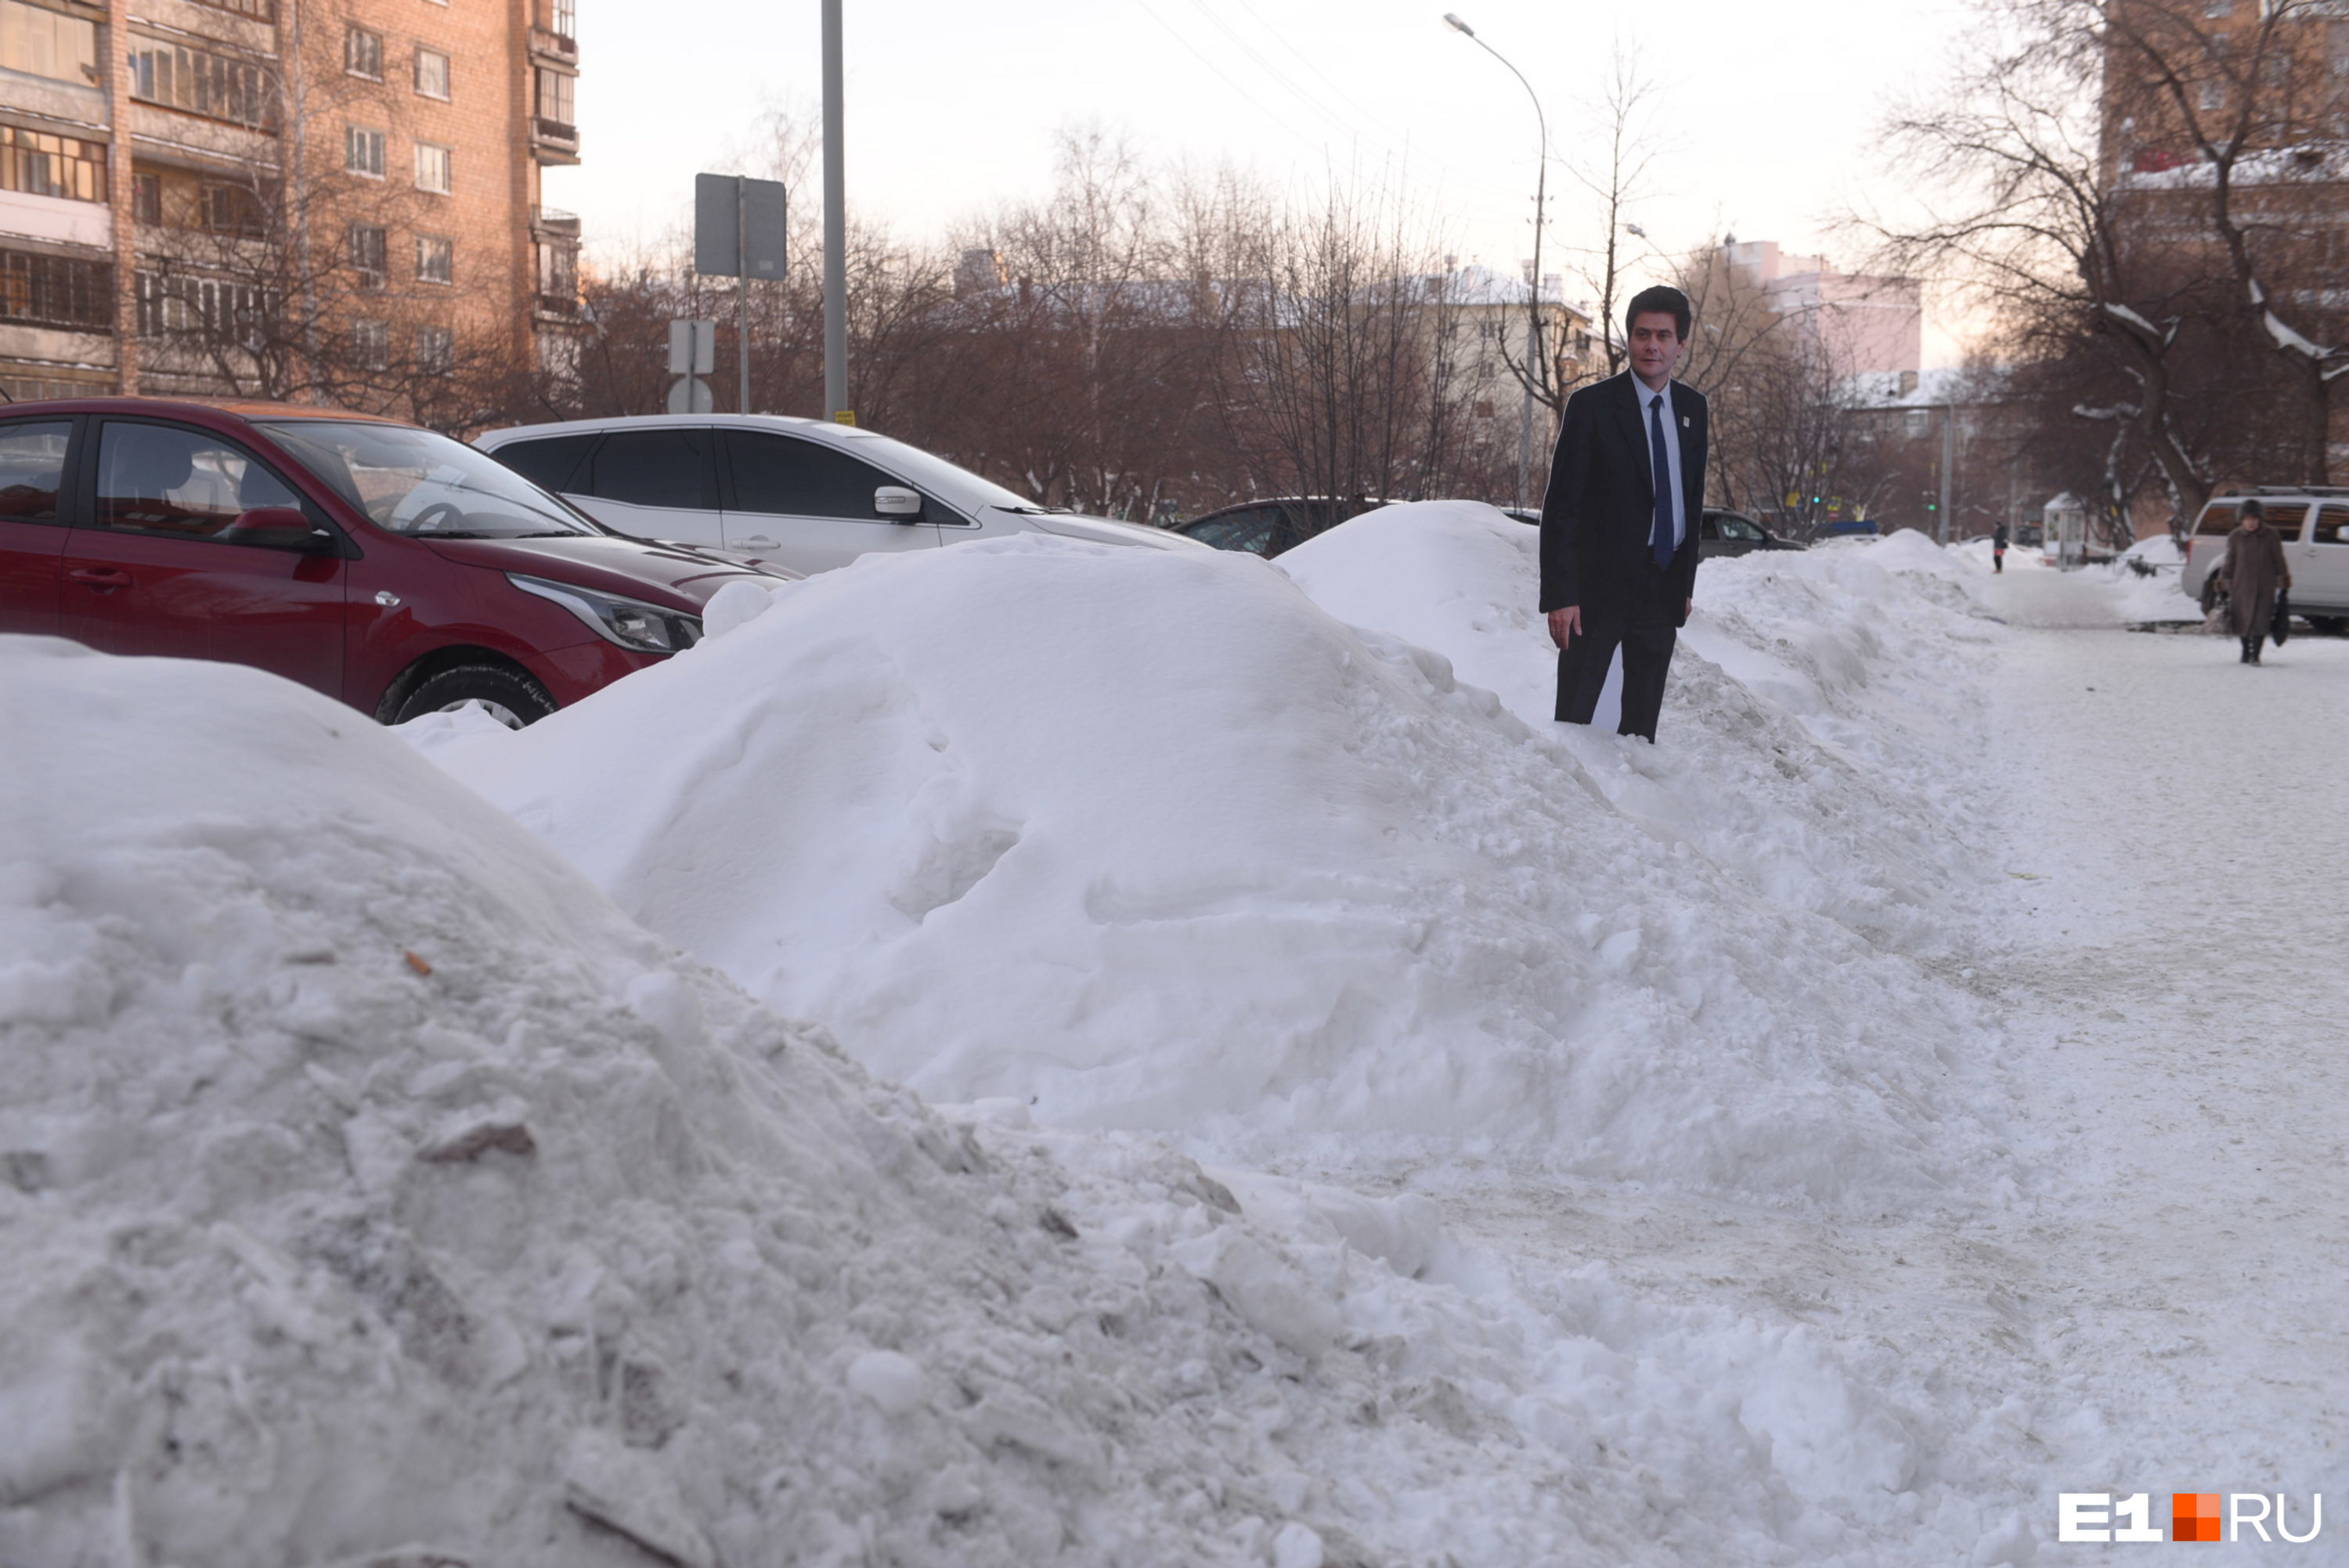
top-left (734, 536), bottom-right (779, 550)
top-left (67, 566), bottom-right (132, 589)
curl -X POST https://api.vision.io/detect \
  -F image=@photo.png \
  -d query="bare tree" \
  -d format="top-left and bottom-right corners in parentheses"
top-left (1220, 175), bottom-right (1467, 526)
top-left (1867, 10), bottom-right (2223, 524)
top-left (1552, 46), bottom-right (1664, 384)
top-left (2089, 0), bottom-right (2349, 481)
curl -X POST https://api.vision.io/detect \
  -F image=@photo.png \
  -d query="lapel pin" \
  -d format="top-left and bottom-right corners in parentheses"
top-left (1680, 416), bottom-right (1690, 428)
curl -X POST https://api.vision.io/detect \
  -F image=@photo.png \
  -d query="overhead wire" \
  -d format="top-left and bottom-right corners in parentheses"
top-left (1129, 0), bottom-right (1566, 270)
top-left (1128, 0), bottom-right (1347, 165)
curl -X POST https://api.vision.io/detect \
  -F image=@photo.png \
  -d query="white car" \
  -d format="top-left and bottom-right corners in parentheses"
top-left (2180, 489), bottom-right (2349, 633)
top-left (472, 414), bottom-right (1207, 575)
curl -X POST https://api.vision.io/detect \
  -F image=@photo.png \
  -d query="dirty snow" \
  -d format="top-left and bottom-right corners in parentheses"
top-left (7, 499), bottom-right (2341, 1566)
top-left (420, 532), bottom-right (2016, 1208)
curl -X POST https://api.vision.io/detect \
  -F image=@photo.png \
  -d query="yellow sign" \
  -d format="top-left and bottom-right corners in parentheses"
top-left (832, 409), bottom-right (857, 427)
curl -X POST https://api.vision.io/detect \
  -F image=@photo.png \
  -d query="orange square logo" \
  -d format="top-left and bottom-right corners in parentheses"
top-left (2173, 1493), bottom-right (2223, 1542)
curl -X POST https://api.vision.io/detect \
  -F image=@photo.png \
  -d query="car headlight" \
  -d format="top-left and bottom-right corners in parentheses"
top-left (508, 574), bottom-right (702, 654)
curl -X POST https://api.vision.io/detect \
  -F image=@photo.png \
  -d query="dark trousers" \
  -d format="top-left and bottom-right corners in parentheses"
top-left (1557, 620), bottom-right (1677, 741)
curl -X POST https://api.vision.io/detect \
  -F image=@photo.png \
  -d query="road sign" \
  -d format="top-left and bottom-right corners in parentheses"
top-left (694, 175), bottom-right (787, 279)
top-left (668, 319), bottom-right (715, 376)
top-left (666, 377), bottom-right (714, 414)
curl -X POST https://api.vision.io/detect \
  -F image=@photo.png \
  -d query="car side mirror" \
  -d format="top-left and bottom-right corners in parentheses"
top-left (874, 485), bottom-right (923, 522)
top-left (223, 506), bottom-right (334, 552)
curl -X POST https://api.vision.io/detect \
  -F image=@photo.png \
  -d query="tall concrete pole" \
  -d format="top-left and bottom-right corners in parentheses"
top-left (1939, 399), bottom-right (1956, 545)
top-left (821, 0), bottom-right (848, 421)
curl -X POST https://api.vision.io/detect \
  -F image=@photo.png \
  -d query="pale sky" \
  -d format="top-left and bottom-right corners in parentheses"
top-left (543, 0), bottom-right (1972, 364)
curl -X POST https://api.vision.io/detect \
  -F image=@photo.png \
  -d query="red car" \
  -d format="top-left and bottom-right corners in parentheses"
top-left (0, 399), bottom-right (790, 726)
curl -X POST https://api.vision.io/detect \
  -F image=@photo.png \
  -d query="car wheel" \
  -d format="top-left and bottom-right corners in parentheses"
top-left (392, 664), bottom-right (557, 729)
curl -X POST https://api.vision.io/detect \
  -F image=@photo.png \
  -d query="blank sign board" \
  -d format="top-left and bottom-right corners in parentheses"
top-left (695, 174), bottom-right (787, 279)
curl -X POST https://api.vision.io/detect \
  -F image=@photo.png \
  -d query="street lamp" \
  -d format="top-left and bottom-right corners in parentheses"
top-left (1445, 11), bottom-right (1550, 513)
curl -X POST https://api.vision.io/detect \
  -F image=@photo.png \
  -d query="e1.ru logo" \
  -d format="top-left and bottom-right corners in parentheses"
top-left (2059, 1492), bottom-right (2322, 1543)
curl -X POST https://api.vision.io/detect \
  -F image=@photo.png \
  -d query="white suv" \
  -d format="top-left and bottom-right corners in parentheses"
top-left (2179, 489), bottom-right (2349, 633)
top-left (473, 414), bottom-right (1205, 575)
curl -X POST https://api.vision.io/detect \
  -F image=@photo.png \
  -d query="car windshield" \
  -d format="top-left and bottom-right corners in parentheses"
top-left (832, 429), bottom-right (1037, 512)
top-left (256, 420), bottom-right (599, 538)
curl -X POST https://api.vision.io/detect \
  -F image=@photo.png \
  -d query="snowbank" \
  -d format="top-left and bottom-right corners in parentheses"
top-left (421, 535), bottom-right (2010, 1209)
top-left (0, 637), bottom-right (2033, 1565)
top-left (1279, 506), bottom-right (2004, 953)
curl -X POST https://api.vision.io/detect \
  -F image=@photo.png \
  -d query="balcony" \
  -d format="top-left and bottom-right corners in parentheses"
top-left (529, 26), bottom-right (576, 64)
top-left (531, 118), bottom-right (578, 166)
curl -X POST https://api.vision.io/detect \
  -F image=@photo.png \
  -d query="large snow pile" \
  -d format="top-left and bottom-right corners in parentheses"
top-left (0, 639), bottom-right (2043, 1566)
top-left (421, 535), bottom-right (2012, 1208)
top-left (1279, 510), bottom-right (2004, 952)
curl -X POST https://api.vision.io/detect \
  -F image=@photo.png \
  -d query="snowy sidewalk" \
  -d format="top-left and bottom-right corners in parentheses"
top-left (1976, 602), bottom-right (2349, 1516)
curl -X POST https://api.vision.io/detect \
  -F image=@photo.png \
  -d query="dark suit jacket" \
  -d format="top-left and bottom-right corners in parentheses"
top-left (1538, 371), bottom-right (1709, 625)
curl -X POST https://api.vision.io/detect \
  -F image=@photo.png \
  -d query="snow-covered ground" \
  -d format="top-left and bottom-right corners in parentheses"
top-left (4, 506), bottom-right (2340, 1565)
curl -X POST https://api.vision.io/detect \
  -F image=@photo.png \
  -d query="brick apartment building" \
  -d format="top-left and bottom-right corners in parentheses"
top-left (0, 0), bottom-right (580, 413)
top-left (2095, 0), bottom-right (2349, 479)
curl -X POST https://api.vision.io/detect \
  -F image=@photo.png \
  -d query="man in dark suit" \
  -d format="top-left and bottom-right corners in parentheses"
top-left (1538, 284), bottom-right (1708, 742)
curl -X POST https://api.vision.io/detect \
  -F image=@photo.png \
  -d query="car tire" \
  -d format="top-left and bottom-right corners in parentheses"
top-left (392, 664), bottom-right (557, 729)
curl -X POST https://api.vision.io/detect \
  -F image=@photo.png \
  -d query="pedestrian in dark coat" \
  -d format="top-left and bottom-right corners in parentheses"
top-left (1992, 522), bottom-right (2008, 574)
top-left (1539, 284), bottom-right (1709, 741)
top-left (2215, 499), bottom-right (2291, 665)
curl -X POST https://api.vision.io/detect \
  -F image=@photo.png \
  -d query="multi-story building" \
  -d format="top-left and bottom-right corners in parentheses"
top-left (2095, 0), bottom-right (2349, 477)
top-left (1427, 262), bottom-right (1598, 419)
top-left (0, 0), bottom-right (580, 412)
top-left (1723, 240), bottom-right (1922, 380)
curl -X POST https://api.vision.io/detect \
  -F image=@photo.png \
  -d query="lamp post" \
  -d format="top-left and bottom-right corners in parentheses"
top-left (1445, 12), bottom-right (1549, 513)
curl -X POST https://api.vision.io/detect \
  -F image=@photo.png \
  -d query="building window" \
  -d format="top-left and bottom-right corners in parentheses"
top-left (413, 48), bottom-right (449, 99)
top-left (128, 41), bottom-right (278, 129)
top-left (352, 319), bottom-right (388, 369)
top-left (0, 248), bottom-right (114, 331)
top-left (348, 224), bottom-right (386, 287)
top-left (189, 0), bottom-right (273, 18)
top-left (2206, 0), bottom-right (2233, 14)
top-left (345, 125), bottom-right (385, 177)
top-left (345, 26), bottom-right (383, 79)
top-left (551, 0), bottom-right (575, 39)
top-left (0, 0), bottom-right (98, 86)
top-left (416, 234), bottom-right (452, 283)
top-left (2199, 77), bottom-right (2227, 110)
top-left (132, 171), bottom-right (161, 224)
top-left (416, 325), bottom-right (453, 373)
top-left (200, 182), bottom-right (263, 235)
top-left (1, 124), bottom-right (106, 204)
top-left (413, 142), bottom-right (450, 194)
top-left (536, 239), bottom-right (577, 300)
top-left (134, 271), bottom-right (269, 346)
top-left (536, 67), bottom-right (573, 128)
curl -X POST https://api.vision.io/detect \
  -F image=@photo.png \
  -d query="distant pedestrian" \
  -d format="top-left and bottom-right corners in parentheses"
top-left (1539, 285), bottom-right (1708, 742)
top-left (1992, 521), bottom-right (2008, 574)
top-left (2214, 499), bottom-right (2290, 665)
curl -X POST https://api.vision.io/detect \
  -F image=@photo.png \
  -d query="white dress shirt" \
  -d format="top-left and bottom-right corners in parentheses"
top-left (1638, 378), bottom-right (1686, 550)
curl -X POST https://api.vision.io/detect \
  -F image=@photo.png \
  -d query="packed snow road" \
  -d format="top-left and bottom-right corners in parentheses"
top-left (1974, 600), bottom-right (2349, 1520)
